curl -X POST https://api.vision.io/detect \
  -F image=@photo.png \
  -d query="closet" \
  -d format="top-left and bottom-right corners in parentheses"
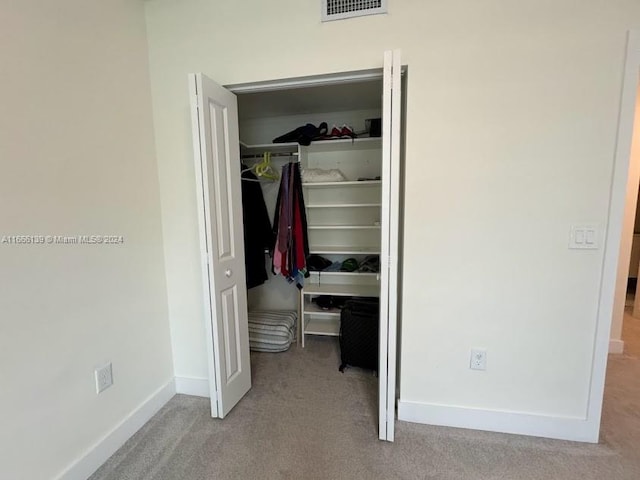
top-left (237, 91), bottom-right (384, 346)
top-left (189, 49), bottom-right (402, 442)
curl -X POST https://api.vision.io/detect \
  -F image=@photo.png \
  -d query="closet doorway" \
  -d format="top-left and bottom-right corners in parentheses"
top-left (188, 50), bottom-right (403, 442)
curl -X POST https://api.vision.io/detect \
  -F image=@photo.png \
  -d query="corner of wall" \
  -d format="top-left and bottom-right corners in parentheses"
top-left (55, 381), bottom-right (176, 480)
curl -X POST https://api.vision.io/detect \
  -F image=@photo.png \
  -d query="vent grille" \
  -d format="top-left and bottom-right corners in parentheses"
top-left (322, 0), bottom-right (387, 22)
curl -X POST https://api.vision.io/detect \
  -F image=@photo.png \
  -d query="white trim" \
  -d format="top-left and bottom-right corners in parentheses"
top-left (590, 30), bottom-right (640, 440)
top-left (189, 73), bottom-right (220, 418)
top-left (397, 400), bottom-right (597, 443)
top-left (609, 339), bottom-right (625, 354)
top-left (198, 63), bottom-right (403, 436)
top-left (55, 380), bottom-right (176, 480)
top-left (386, 48), bottom-right (402, 443)
top-left (175, 376), bottom-right (210, 397)
top-left (225, 69), bottom-right (383, 93)
top-left (378, 50), bottom-right (392, 441)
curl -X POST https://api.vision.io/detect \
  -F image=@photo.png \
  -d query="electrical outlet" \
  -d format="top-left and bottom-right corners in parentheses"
top-left (95, 363), bottom-right (113, 393)
top-left (470, 349), bottom-right (487, 371)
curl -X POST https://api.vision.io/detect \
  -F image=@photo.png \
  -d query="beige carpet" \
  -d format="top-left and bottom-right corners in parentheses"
top-left (89, 329), bottom-right (640, 480)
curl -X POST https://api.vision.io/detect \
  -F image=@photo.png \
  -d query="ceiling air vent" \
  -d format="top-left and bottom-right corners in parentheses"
top-left (321, 0), bottom-right (387, 22)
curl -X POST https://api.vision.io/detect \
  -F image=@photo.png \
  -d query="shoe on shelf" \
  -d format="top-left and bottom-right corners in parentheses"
top-left (340, 125), bottom-right (356, 138)
top-left (329, 125), bottom-right (342, 138)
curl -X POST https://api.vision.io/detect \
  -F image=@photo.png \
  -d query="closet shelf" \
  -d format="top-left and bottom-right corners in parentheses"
top-left (240, 141), bottom-right (298, 156)
top-left (302, 180), bottom-right (382, 188)
top-left (303, 137), bottom-right (382, 152)
top-left (303, 317), bottom-right (340, 337)
top-left (308, 271), bottom-right (379, 277)
top-left (302, 301), bottom-right (341, 317)
top-left (306, 203), bottom-right (381, 208)
top-left (307, 225), bottom-right (381, 230)
top-left (239, 137), bottom-right (380, 156)
top-left (309, 246), bottom-right (381, 255)
top-left (303, 283), bottom-right (379, 297)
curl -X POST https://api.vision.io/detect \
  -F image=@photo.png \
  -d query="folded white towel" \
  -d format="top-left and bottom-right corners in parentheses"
top-left (301, 168), bottom-right (347, 183)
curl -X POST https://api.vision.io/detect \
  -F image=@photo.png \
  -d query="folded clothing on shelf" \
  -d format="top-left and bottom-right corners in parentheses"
top-left (273, 122), bottom-right (360, 145)
top-left (301, 168), bottom-right (347, 183)
top-left (307, 254), bottom-right (333, 271)
top-left (358, 255), bottom-right (380, 273)
top-left (272, 122), bottom-right (328, 146)
top-left (340, 258), bottom-right (359, 272)
top-left (305, 255), bottom-right (380, 274)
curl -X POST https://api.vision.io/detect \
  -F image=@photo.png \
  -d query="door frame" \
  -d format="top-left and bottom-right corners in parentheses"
top-left (591, 30), bottom-right (640, 440)
top-left (226, 68), bottom-right (385, 93)
top-left (222, 65), bottom-right (404, 440)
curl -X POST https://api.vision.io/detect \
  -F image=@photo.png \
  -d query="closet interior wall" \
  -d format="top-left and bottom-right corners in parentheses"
top-left (236, 81), bottom-right (383, 313)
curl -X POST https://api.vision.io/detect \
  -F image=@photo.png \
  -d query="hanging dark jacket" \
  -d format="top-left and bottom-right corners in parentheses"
top-left (241, 165), bottom-right (274, 289)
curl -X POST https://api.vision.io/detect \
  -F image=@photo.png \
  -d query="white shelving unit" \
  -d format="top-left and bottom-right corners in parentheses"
top-left (299, 138), bottom-right (382, 346)
top-left (240, 137), bottom-right (382, 347)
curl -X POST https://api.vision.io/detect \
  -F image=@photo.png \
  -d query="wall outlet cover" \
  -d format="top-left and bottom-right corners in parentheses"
top-left (95, 362), bottom-right (113, 394)
top-left (470, 348), bottom-right (487, 371)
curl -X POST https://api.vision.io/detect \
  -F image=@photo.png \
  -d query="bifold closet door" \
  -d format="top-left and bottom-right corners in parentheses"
top-left (189, 73), bottom-right (251, 419)
top-left (379, 49), bottom-right (402, 442)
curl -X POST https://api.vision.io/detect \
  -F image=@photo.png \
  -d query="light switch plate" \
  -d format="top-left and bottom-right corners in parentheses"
top-left (569, 225), bottom-right (599, 249)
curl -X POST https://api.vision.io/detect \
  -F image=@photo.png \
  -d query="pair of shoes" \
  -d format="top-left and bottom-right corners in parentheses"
top-left (329, 125), bottom-right (356, 139)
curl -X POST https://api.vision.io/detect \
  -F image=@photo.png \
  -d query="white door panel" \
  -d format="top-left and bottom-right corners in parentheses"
top-left (190, 73), bottom-right (251, 419)
top-left (379, 50), bottom-right (402, 442)
top-left (386, 49), bottom-right (402, 442)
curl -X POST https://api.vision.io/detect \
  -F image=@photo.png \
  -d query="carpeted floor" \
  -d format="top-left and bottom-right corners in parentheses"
top-left (89, 318), bottom-right (640, 480)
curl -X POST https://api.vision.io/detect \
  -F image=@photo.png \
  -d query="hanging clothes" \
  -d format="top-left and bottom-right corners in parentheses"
top-left (241, 164), bottom-right (274, 289)
top-left (271, 162), bottom-right (309, 288)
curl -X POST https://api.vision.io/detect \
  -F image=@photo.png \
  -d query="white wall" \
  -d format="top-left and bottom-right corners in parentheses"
top-left (0, 1), bottom-right (173, 478)
top-left (144, 0), bottom-right (640, 433)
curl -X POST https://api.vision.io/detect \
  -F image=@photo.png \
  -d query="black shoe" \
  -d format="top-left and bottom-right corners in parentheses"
top-left (273, 123), bottom-right (319, 145)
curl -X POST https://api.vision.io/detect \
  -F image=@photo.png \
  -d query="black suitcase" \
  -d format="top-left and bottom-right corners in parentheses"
top-left (339, 297), bottom-right (379, 373)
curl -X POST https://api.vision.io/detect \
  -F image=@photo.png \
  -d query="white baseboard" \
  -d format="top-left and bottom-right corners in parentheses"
top-left (55, 379), bottom-right (176, 480)
top-left (397, 400), bottom-right (599, 443)
top-left (175, 376), bottom-right (210, 397)
top-left (609, 339), bottom-right (624, 354)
